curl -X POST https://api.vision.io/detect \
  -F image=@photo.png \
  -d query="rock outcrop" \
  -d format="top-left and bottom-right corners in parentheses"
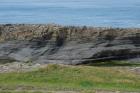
top-left (0, 24), bottom-right (140, 64)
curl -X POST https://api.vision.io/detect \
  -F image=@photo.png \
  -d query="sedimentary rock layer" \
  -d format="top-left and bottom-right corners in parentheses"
top-left (0, 24), bottom-right (140, 64)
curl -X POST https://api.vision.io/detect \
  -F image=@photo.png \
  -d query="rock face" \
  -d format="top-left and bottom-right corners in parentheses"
top-left (0, 24), bottom-right (140, 65)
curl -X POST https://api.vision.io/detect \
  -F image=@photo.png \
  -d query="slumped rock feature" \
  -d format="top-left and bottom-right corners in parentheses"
top-left (0, 24), bottom-right (140, 65)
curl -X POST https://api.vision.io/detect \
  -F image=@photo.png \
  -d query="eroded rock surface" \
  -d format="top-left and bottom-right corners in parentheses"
top-left (0, 24), bottom-right (140, 64)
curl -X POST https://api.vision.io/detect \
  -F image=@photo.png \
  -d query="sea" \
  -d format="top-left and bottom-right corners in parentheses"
top-left (0, 0), bottom-right (140, 27)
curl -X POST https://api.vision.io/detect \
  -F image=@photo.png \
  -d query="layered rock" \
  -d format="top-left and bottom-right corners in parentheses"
top-left (0, 24), bottom-right (140, 64)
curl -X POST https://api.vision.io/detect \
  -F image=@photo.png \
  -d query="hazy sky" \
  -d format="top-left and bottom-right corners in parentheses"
top-left (0, 0), bottom-right (139, 4)
top-left (0, 0), bottom-right (139, 8)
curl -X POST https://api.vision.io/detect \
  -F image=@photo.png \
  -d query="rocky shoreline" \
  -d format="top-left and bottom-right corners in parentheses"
top-left (0, 24), bottom-right (140, 65)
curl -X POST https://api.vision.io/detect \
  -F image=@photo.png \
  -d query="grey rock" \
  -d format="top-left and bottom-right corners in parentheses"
top-left (0, 24), bottom-right (140, 64)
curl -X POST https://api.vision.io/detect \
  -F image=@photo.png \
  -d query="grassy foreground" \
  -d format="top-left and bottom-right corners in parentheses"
top-left (0, 64), bottom-right (139, 93)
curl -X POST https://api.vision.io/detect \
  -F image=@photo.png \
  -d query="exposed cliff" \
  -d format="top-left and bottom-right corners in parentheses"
top-left (0, 24), bottom-right (140, 64)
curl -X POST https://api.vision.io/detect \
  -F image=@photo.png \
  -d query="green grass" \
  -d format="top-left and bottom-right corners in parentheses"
top-left (86, 60), bottom-right (140, 67)
top-left (0, 91), bottom-right (44, 93)
top-left (0, 59), bottom-right (16, 64)
top-left (0, 64), bottom-right (139, 92)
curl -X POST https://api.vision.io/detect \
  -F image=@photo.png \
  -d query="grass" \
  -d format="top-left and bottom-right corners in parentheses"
top-left (0, 91), bottom-right (44, 93)
top-left (0, 59), bottom-right (16, 64)
top-left (85, 60), bottom-right (140, 67)
top-left (0, 64), bottom-right (139, 93)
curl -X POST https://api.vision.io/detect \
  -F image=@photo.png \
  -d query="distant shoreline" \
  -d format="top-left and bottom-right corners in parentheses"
top-left (0, 24), bottom-right (140, 29)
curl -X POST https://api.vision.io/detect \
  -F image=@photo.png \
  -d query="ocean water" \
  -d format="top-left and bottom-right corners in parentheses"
top-left (0, 0), bottom-right (140, 27)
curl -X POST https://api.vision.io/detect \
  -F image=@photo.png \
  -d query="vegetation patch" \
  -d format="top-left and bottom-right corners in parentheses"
top-left (0, 59), bottom-right (16, 64)
top-left (86, 60), bottom-right (140, 67)
top-left (0, 64), bottom-right (139, 92)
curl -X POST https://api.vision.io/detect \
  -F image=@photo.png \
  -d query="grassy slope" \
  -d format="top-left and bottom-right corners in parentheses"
top-left (0, 64), bottom-right (139, 93)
